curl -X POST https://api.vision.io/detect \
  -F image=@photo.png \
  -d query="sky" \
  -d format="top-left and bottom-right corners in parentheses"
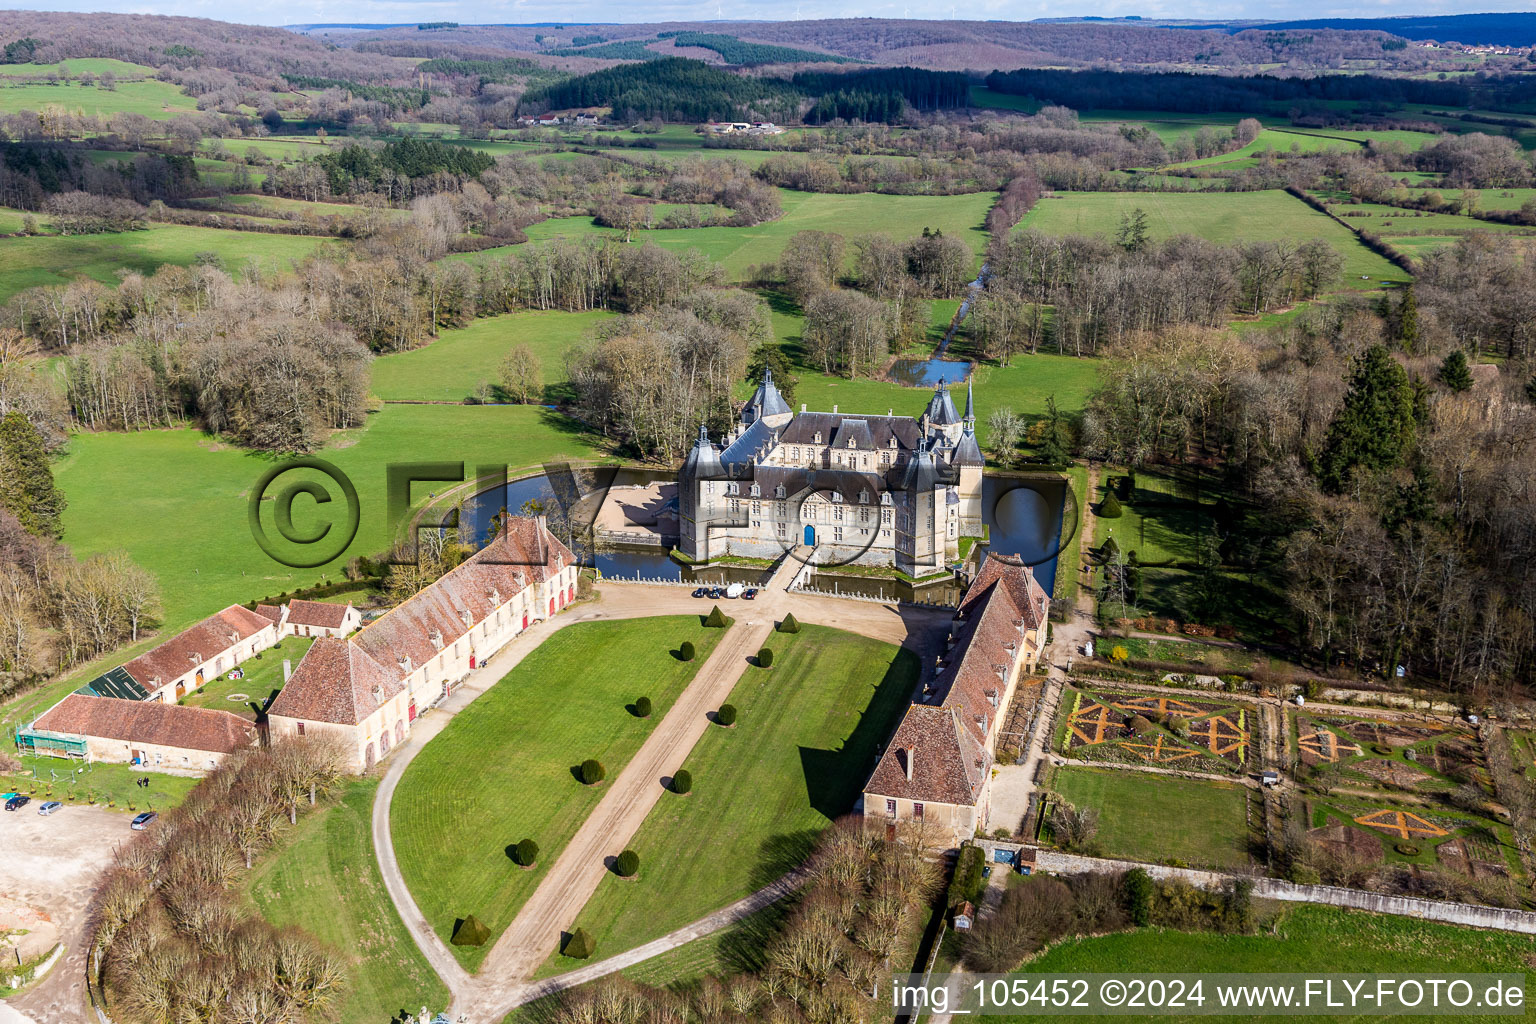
top-left (13, 0), bottom-right (1536, 28)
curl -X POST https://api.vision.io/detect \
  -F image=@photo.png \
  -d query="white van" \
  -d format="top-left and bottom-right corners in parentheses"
top-left (725, 583), bottom-right (745, 599)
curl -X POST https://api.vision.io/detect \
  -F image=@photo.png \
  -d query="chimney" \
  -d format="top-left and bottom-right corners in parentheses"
top-left (904, 747), bottom-right (915, 781)
top-left (372, 684), bottom-right (384, 704)
top-left (832, 404), bottom-right (838, 414)
top-left (397, 655), bottom-right (412, 674)
top-left (800, 403), bottom-right (807, 412)
top-left (429, 628), bottom-right (443, 649)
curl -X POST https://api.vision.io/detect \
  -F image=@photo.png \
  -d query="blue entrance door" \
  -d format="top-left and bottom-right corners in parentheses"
top-left (803, 525), bottom-right (816, 545)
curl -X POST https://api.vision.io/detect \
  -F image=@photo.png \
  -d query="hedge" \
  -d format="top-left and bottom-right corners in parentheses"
top-left (946, 844), bottom-right (986, 910)
top-left (672, 769), bottom-right (692, 794)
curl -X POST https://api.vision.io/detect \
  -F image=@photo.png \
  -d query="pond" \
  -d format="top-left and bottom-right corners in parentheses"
top-left (886, 357), bottom-right (973, 388)
top-left (456, 468), bottom-right (1072, 604)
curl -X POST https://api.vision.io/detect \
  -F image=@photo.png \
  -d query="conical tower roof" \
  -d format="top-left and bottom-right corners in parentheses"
top-left (925, 378), bottom-right (960, 426)
top-left (746, 367), bottom-right (791, 422)
top-left (680, 424), bottom-right (723, 479)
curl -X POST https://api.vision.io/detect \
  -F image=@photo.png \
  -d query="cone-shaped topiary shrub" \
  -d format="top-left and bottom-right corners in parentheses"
top-left (580, 758), bottom-right (606, 785)
top-left (672, 769), bottom-right (693, 795)
top-left (634, 696), bottom-right (652, 718)
top-left (678, 641), bottom-right (695, 662)
top-left (1099, 491), bottom-right (1123, 518)
top-left (452, 915), bottom-right (490, 946)
top-left (778, 613), bottom-right (800, 633)
top-left (513, 838), bottom-right (539, 867)
top-left (757, 647), bottom-right (773, 668)
top-left (716, 704), bottom-right (737, 727)
top-left (563, 928), bottom-right (595, 959)
top-left (615, 849), bottom-right (640, 877)
top-left (704, 605), bottom-right (727, 627)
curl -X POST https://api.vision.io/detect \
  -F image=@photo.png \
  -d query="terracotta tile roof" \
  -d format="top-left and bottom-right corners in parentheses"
top-left (124, 605), bottom-right (273, 688)
top-left (265, 637), bottom-right (402, 726)
top-left (253, 604), bottom-right (283, 623)
top-left (286, 599), bottom-right (352, 629)
top-left (866, 554), bottom-right (1048, 808)
top-left (32, 693), bottom-right (255, 754)
top-left (270, 518), bottom-right (573, 726)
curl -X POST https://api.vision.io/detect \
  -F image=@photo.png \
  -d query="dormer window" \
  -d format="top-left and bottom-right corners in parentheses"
top-left (831, 492), bottom-right (843, 503)
top-left (429, 629), bottom-right (443, 649)
top-left (847, 437), bottom-right (856, 448)
top-left (858, 490), bottom-right (869, 504)
top-left (775, 484), bottom-right (786, 499)
top-left (750, 483), bottom-right (760, 498)
top-left (814, 432), bottom-right (822, 443)
top-left (889, 436), bottom-right (897, 448)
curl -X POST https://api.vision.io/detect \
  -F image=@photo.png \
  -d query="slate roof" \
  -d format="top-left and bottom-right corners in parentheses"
top-left (718, 418), bottom-right (775, 468)
top-left (33, 693), bottom-right (255, 754)
top-left (286, 599), bottom-right (353, 629)
top-left (269, 517), bottom-right (573, 727)
top-left (680, 423), bottom-right (725, 479)
top-left (780, 412), bottom-right (921, 451)
top-left (865, 554), bottom-right (1050, 808)
top-left (952, 426), bottom-right (984, 468)
top-left (745, 369), bottom-right (791, 420)
top-left (123, 605), bottom-right (273, 688)
top-left (924, 382), bottom-right (961, 426)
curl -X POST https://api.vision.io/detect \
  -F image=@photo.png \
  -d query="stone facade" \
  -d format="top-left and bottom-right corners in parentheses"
top-left (679, 372), bottom-right (984, 576)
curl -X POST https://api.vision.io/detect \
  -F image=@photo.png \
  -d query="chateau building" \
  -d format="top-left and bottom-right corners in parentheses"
top-left (863, 553), bottom-right (1051, 842)
top-left (265, 516), bottom-right (579, 772)
top-left (678, 372), bottom-right (984, 576)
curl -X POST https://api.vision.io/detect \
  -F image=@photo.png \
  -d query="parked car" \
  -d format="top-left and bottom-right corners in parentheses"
top-left (131, 811), bottom-right (158, 831)
top-left (692, 587), bottom-right (708, 598)
top-left (725, 583), bottom-right (745, 599)
top-left (744, 588), bottom-right (759, 600)
top-left (5, 795), bottom-right (30, 812)
top-left (708, 587), bottom-right (724, 599)
top-left (37, 801), bottom-right (62, 816)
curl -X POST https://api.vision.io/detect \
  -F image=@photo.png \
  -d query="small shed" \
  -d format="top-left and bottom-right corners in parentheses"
top-left (1261, 770), bottom-right (1280, 787)
top-left (952, 901), bottom-right (975, 930)
top-left (1017, 846), bottom-right (1038, 875)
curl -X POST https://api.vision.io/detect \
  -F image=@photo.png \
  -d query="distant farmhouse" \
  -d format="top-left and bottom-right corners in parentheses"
top-left (864, 554), bottom-right (1050, 840)
top-left (678, 373), bottom-right (984, 577)
top-left (706, 120), bottom-right (785, 135)
top-left (266, 516), bottom-right (579, 772)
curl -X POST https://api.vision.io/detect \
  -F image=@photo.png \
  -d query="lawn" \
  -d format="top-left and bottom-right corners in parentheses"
top-left (0, 64), bottom-right (195, 119)
top-left (0, 225), bottom-right (331, 301)
top-left (1017, 190), bottom-right (1407, 291)
top-left (178, 636), bottom-right (315, 718)
top-left (1325, 200), bottom-right (1534, 239)
top-left (391, 616), bottom-right (725, 970)
top-left (1161, 129), bottom-right (1360, 170)
top-left (6, 753), bottom-right (199, 812)
top-left (760, 296), bottom-right (1101, 449)
top-left (551, 625), bottom-right (918, 969)
top-left (371, 309), bottom-right (616, 403)
top-left (1005, 904), bottom-right (1533, 1023)
top-left (509, 188), bottom-right (995, 279)
top-left (248, 778), bottom-right (450, 1024)
top-left (1049, 766), bottom-right (1254, 870)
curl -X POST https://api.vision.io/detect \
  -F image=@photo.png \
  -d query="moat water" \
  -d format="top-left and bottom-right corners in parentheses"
top-left (456, 467), bottom-right (1073, 606)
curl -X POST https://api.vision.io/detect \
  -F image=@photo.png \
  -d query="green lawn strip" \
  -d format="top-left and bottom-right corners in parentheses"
top-left (7, 753), bottom-right (198, 812)
top-left (391, 616), bottom-right (725, 971)
top-left (501, 189), bottom-right (995, 279)
top-left (1003, 904), bottom-right (1531, 1024)
top-left (759, 295), bottom-right (1101, 449)
top-left (371, 309), bottom-right (616, 403)
top-left (1050, 765), bottom-right (1253, 869)
top-left (1050, 465), bottom-right (1088, 612)
top-left (544, 625), bottom-right (918, 974)
top-left (49, 404), bottom-right (605, 636)
top-left (1017, 190), bottom-right (1406, 291)
top-left (247, 778), bottom-right (449, 1024)
top-left (0, 74), bottom-right (195, 119)
top-left (0, 225), bottom-right (330, 301)
top-left (1324, 199), bottom-right (1535, 237)
top-left (177, 636), bottom-right (315, 718)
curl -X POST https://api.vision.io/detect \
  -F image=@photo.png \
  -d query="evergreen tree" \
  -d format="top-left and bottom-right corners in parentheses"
top-left (1438, 349), bottom-right (1473, 393)
top-left (1316, 345), bottom-right (1416, 493)
top-left (0, 412), bottom-right (65, 539)
top-left (1391, 287), bottom-right (1420, 352)
top-left (1038, 394), bottom-right (1069, 465)
top-left (1098, 491), bottom-right (1123, 518)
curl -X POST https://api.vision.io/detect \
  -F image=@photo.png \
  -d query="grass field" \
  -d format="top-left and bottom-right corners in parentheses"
top-left (391, 616), bottom-right (724, 970)
top-left (1004, 905), bottom-right (1532, 1023)
top-left (1326, 200), bottom-right (1534, 239)
top-left (371, 309), bottom-right (617, 403)
top-left (1050, 766), bottom-right (1253, 870)
top-left (0, 60), bottom-right (194, 118)
top-left (1019, 190), bottom-right (1406, 291)
top-left (31, 403), bottom-right (608, 727)
top-left (0, 225), bottom-right (330, 301)
top-left (177, 636), bottom-right (315, 718)
top-left (510, 189), bottom-right (995, 279)
top-left (551, 626), bottom-right (918, 970)
top-left (248, 778), bottom-right (449, 1024)
top-left (1161, 129), bottom-right (1360, 170)
top-left (7, 754), bottom-right (199, 812)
